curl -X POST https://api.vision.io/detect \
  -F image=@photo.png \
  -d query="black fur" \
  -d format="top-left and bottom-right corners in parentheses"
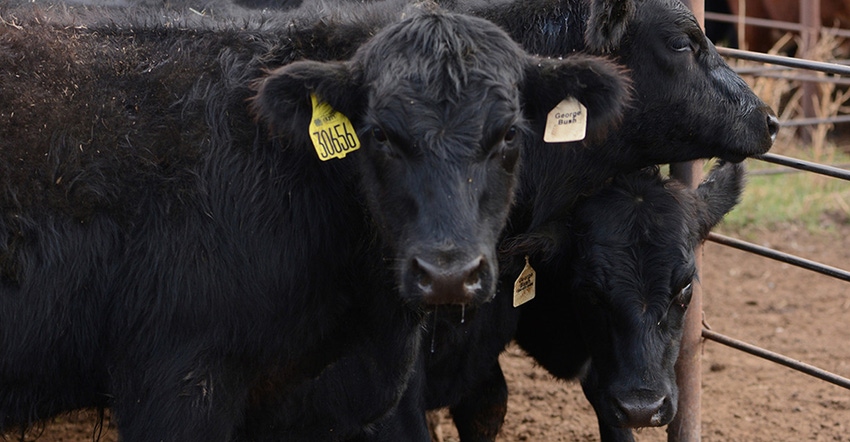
top-left (585, 0), bottom-right (635, 52)
top-left (0, 3), bottom-right (629, 441)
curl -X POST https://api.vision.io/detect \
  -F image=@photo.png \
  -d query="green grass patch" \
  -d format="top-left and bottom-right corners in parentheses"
top-left (717, 152), bottom-right (850, 234)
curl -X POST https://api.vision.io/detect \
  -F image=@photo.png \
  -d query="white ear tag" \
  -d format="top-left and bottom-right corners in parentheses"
top-left (544, 97), bottom-right (587, 143)
top-left (513, 256), bottom-right (536, 307)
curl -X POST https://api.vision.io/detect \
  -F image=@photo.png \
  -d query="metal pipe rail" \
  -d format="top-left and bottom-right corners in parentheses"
top-left (738, 72), bottom-right (850, 87)
top-left (779, 115), bottom-right (850, 127)
top-left (717, 47), bottom-right (850, 76)
top-left (707, 233), bottom-right (850, 282)
top-left (749, 163), bottom-right (850, 175)
top-left (701, 329), bottom-right (850, 390)
top-left (753, 153), bottom-right (850, 180)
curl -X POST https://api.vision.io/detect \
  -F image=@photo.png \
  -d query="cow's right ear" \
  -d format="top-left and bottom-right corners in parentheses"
top-left (521, 54), bottom-right (631, 141)
top-left (250, 60), bottom-right (367, 139)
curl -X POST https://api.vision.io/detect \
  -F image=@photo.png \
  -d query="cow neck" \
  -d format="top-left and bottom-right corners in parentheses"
top-left (510, 129), bottom-right (639, 243)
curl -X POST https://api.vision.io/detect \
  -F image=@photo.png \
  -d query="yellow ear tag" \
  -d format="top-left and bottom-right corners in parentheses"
top-left (308, 93), bottom-right (361, 160)
top-left (543, 96), bottom-right (587, 143)
top-left (513, 256), bottom-right (536, 307)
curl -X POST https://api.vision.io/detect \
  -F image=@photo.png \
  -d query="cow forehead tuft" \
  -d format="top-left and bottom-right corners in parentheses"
top-left (355, 11), bottom-right (528, 89)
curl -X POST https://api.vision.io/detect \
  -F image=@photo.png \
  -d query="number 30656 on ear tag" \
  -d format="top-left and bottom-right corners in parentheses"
top-left (308, 94), bottom-right (361, 161)
top-left (513, 256), bottom-right (536, 307)
top-left (543, 97), bottom-right (587, 143)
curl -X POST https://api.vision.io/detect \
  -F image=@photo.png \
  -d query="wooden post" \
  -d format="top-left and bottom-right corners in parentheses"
top-left (667, 162), bottom-right (703, 442)
top-left (800, 0), bottom-right (821, 141)
top-left (736, 0), bottom-right (745, 50)
top-left (668, 3), bottom-right (703, 441)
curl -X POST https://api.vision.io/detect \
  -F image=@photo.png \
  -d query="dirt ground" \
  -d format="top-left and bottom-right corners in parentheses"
top-left (11, 221), bottom-right (850, 441)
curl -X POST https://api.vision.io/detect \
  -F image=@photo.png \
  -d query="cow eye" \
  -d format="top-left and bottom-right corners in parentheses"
top-left (504, 126), bottom-right (517, 142)
top-left (674, 283), bottom-right (693, 309)
top-left (669, 36), bottom-right (694, 53)
top-left (371, 127), bottom-right (388, 143)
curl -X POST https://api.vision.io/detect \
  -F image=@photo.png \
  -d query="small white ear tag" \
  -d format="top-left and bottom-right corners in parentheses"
top-left (544, 97), bottom-right (587, 143)
top-left (513, 256), bottom-right (536, 307)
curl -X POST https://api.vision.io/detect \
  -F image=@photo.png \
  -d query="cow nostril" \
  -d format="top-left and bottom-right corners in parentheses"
top-left (412, 258), bottom-right (433, 292)
top-left (615, 395), bottom-right (668, 428)
top-left (464, 272), bottom-right (480, 288)
top-left (649, 397), bottom-right (670, 427)
top-left (767, 114), bottom-right (780, 142)
top-left (461, 256), bottom-right (485, 291)
top-left (417, 272), bottom-right (432, 291)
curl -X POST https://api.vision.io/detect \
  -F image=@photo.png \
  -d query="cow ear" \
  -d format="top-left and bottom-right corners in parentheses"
top-left (250, 60), bottom-right (366, 139)
top-left (585, 0), bottom-right (635, 53)
top-left (499, 218), bottom-right (574, 264)
top-left (521, 54), bottom-right (630, 141)
top-left (694, 161), bottom-right (746, 241)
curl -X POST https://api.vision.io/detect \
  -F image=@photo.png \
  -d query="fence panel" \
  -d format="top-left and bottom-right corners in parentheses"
top-left (669, 3), bottom-right (850, 440)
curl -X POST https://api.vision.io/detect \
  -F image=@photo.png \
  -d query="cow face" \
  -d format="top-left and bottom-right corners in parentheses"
top-left (570, 161), bottom-right (743, 430)
top-left (252, 9), bottom-right (629, 307)
top-left (614, 0), bottom-right (778, 163)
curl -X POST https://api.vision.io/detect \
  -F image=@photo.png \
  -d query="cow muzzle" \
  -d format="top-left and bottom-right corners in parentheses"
top-left (612, 391), bottom-right (675, 428)
top-left (406, 254), bottom-right (492, 306)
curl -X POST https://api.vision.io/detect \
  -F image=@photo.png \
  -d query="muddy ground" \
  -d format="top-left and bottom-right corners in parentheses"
top-left (12, 222), bottom-right (850, 441)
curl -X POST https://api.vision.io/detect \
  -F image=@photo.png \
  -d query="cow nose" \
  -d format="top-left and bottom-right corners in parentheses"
top-left (614, 394), bottom-right (670, 428)
top-left (767, 113), bottom-right (780, 143)
top-left (411, 255), bottom-right (488, 305)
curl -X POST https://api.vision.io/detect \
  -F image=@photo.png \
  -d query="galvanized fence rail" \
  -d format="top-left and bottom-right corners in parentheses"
top-left (670, 1), bottom-right (850, 440)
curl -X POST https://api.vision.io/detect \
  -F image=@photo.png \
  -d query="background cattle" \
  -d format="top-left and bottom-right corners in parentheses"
top-left (352, 0), bottom-right (778, 440)
top-left (0, 3), bottom-right (629, 441)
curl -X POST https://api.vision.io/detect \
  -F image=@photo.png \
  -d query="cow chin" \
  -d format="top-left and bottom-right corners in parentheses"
top-left (719, 151), bottom-right (747, 164)
top-left (398, 249), bottom-right (497, 308)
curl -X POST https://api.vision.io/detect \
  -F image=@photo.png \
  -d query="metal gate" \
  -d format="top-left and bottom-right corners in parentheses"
top-left (670, 1), bottom-right (850, 440)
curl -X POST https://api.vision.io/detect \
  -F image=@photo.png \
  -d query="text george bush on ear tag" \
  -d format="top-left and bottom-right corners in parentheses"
top-left (544, 97), bottom-right (587, 143)
top-left (308, 93), bottom-right (361, 160)
top-left (513, 256), bottom-right (536, 307)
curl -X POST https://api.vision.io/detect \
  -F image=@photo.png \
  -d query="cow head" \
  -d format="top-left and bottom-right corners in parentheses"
top-left (569, 161), bottom-right (743, 431)
top-left (251, 7), bottom-right (629, 307)
top-left (611, 0), bottom-right (778, 163)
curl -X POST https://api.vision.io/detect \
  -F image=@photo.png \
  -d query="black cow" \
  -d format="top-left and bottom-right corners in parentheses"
top-left (0, 3), bottom-right (631, 442)
top-left (512, 161), bottom-right (744, 441)
top-left (353, 0), bottom-right (777, 440)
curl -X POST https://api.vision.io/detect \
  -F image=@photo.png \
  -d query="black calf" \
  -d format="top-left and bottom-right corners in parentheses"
top-left (515, 161), bottom-right (745, 441)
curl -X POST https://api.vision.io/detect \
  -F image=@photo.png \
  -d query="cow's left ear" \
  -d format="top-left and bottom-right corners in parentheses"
top-left (521, 54), bottom-right (631, 141)
top-left (693, 160), bottom-right (746, 241)
top-left (499, 217), bottom-right (574, 264)
top-left (250, 60), bottom-right (367, 139)
top-left (585, 0), bottom-right (635, 53)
